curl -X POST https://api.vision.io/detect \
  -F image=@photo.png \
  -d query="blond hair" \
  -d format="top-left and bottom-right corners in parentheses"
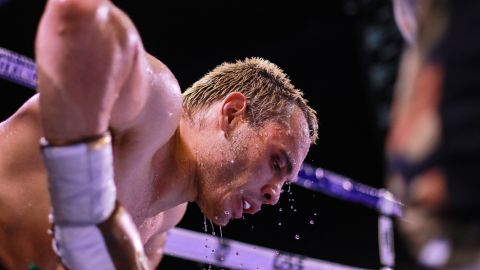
top-left (182, 57), bottom-right (318, 144)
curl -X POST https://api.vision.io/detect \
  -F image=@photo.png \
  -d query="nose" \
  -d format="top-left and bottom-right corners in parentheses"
top-left (261, 184), bottom-right (281, 205)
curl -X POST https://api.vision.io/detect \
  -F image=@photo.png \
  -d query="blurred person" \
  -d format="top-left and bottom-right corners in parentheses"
top-left (387, 0), bottom-right (480, 268)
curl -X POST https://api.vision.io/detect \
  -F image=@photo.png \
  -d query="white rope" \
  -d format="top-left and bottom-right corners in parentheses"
top-left (164, 227), bottom-right (373, 270)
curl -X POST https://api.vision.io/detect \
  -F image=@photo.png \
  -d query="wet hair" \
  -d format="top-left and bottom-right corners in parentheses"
top-left (182, 57), bottom-right (318, 144)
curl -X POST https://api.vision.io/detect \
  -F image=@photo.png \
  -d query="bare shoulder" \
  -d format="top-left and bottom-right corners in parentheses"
top-left (0, 96), bottom-right (56, 269)
top-left (111, 52), bottom-right (182, 149)
top-left (142, 203), bottom-right (187, 266)
top-left (0, 95), bottom-right (45, 197)
top-left (0, 96), bottom-right (43, 174)
top-left (162, 202), bottom-right (188, 230)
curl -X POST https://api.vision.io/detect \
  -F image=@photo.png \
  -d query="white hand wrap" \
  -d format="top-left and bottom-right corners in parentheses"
top-left (53, 225), bottom-right (115, 270)
top-left (41, 133), bottom-right (117, 269)
top-left (41, 133), bottom-right (116, 225)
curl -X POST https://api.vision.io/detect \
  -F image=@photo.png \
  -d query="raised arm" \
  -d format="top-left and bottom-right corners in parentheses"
top-left (35, 0), bottom-right (154, 268)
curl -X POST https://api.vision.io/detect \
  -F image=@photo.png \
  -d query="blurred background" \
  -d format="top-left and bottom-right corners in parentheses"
top-left (0, 1), bottom-right (414, 269)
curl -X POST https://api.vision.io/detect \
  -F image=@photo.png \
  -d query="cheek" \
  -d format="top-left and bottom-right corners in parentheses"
top-left (240, 161), bottom-right (269, 189)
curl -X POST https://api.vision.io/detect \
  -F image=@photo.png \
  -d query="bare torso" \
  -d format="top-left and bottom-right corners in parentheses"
top-left (0, 1), bottom-right (192, 268)
top-left (0, 59), bottom-right (186, 270)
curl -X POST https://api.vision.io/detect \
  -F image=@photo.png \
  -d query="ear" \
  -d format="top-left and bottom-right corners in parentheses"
top-left (219, 92), bottom-right (247, 132)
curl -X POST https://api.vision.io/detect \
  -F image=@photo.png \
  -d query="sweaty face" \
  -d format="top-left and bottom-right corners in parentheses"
top-left (195, 107), bottom-right (311, 226)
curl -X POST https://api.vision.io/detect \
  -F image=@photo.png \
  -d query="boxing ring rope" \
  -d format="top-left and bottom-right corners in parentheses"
top-left (0, 47), bottom-right (403, 270)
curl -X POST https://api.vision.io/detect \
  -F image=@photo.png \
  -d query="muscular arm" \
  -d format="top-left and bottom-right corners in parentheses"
top-left (36, 0), bottom-right (147, 142)
top-left (35, 0), bottom-right (166, 268)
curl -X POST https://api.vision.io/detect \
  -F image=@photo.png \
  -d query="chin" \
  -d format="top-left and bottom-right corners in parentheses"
top-left (210, 212), bottom-right (231, 226)
top-left (198, 206), bottom-right (229, 226)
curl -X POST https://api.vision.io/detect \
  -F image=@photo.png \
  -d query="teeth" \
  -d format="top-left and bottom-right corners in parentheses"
top-left (243, 200), bottom-right (251, 210)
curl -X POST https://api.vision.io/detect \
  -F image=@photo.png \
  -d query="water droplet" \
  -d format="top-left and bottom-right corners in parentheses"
top-left (309, 220), bottom-right (315, 225)
top-left (240, 264), bottom-right (243, 267)
top-left (214, 216), bottom-right (219, 220)
top-left (251, 225), bottom-right (254, 229)
top-left (203, 216), bottom-right (208, 232)
top-left (314, 212), bottom-right (318, 216)
top-left (230, 160), bottom-right (235, 164)
top-left (290, 205), bottom-right (294, 209)
top-left (279, 208), bottom-right (283, 212)
top-left (219, 226), bottom-right (223, 244)
top-left (295, 234), bottom-right (300, 240)
top-left (293, 209), bottom-right (297, 212)
top-left (236, 252), bottom-right (239, 256)
top-left (278, 222), bottom-right (282, 226)
top-left (212, 249), bottom-right (215, 253)
top-left (205, 244), bottom-right (208, 248)
top-left (224, 210), bottom-right (230, 215)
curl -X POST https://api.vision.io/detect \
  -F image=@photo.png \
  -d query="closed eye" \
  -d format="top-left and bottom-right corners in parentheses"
top-left (271, 156), bottom-right (282, 172)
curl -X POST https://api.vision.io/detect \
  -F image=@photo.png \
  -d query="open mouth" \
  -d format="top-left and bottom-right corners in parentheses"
top-left (243, 199), bottom-right (252, 211)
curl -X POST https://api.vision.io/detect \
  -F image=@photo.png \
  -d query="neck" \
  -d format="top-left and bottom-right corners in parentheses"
top-left (145, 121), bottom-right (198, 217)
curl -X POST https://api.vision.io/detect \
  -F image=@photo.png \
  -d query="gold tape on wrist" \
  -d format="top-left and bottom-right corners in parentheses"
top-left (40, 131), bottom-right (111, 150)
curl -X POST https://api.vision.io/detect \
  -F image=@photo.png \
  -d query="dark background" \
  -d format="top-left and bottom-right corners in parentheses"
top-left (0, 1), bottom-right (415, 269)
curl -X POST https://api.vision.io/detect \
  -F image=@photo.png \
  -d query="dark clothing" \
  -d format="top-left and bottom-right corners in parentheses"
top-left (439, 0), bottom-right (480, 219)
